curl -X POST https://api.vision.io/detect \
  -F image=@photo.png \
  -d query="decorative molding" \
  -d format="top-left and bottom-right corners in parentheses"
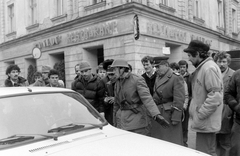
top-left (159, 3), bottom-right (176, 14)
top-left (232, 32), bottom-right (238, 36)
top-left (193, 16), bottom-right (205, 25)
top-left (217, 26), bottom-right (225, 35)
top-left (26, 23), bottom-right (40, 32)
top-left (51, 14), bottom-right (67, 24)
top-left (6, 31), bottom-right (16, 37)
top-left (84, 1), bottom-right (106, 11)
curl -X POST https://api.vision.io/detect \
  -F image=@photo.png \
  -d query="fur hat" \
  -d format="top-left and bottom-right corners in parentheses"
top-left (103, 59), bottom-right (114, 72)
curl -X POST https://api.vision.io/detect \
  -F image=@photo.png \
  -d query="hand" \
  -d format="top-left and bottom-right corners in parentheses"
top-left (155, 114), bottom-right (170, 128)
top-left (171, 121), bottom-right (179, 126)
top-left (104, 97), bottom-right (115, 104)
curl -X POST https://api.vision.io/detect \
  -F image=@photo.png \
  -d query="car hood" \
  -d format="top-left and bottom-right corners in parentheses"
top-left (1, 125), bottom-right (209, 156)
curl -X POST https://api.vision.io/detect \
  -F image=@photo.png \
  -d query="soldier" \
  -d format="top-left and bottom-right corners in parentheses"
top-left (4, 64), bottom-right (29, 87)
top-left (184, 40), bottom-right (223, 155)
top-left (151, 60), bottom-right (185, 145)
top-left (214, 51), bottom-right (234, 156)
top-left (112, 59), bottom-right (169, 136)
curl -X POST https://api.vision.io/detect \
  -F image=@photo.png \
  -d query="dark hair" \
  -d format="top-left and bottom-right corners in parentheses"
top-left (141, 56), bottom-right (154, 64)
top-left (169, 62), bottom-right (179, 70)
top-left (213, 51), bottom-right (231, 64)
top-left (33, 71), bottom-right (42, 78)
top-left (5, 64), bottom-right (20, 75)
top-left (178, 60), bottom-right (188, 69)
top-left (48, 69), bottom-right (60, 78)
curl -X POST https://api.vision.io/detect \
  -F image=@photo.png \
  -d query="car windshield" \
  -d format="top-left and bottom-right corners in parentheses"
top-left (0, 92), bottom-right (105, 142)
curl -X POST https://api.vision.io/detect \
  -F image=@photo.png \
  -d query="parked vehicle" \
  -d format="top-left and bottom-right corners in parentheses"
top-left (0, 87), bottom-right (209, 156)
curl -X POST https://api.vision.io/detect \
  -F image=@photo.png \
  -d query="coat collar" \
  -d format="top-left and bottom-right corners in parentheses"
top-left (155, 68), bottom-right (172, 90)
top-left (195, 57), bottom-right (212, 71)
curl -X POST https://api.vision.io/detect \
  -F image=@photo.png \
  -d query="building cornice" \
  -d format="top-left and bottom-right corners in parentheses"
top-left (1, 2), bottom-right (240, 49)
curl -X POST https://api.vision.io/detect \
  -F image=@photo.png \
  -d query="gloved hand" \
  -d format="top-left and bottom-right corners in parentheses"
top-left (155, 114), bottom-right (170, 128)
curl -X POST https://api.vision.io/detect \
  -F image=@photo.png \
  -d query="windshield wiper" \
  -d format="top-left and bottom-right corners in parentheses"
top-left (48, 123), bottom-right (103, 133)
top-left (0, 134), bottom-right (59, 145)
top-left (0, 135), bottom-right (34, 145)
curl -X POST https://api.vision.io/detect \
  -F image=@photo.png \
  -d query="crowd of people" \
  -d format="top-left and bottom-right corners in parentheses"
top-left (2, 40), bottom-right (240, 156)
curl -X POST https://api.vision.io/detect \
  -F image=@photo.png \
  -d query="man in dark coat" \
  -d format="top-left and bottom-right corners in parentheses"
top-left (178, 60), bottom-right (192, 147)
top-left (112, 59), bottom-right (169, 136)
top-left (214, 51), bottom-right (234, 156)
top-left (225, 69), bottom-right (240, 156)
top-left (151, 60), bottom-right (185, 145)
top-left (101, 59), bottom-right (116, 125)
top-left (4, 64), bottom-right (28, 87)
top-left (72, 61), bottom-right (105, 113)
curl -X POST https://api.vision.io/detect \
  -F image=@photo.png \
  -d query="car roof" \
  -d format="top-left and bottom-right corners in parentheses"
top-left (0, 87), bottom-right (74, 97)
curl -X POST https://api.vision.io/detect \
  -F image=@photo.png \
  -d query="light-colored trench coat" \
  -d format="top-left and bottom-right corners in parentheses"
top-left (189, 57), bottom-right (223, 133)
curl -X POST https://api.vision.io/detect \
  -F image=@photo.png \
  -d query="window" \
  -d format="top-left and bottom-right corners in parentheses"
top-left (29, 0), bottom-right (37, 25)
top-left (195, 0), bottom-right (201, 18)
top-left (57, 0), bottom-right (63, 16)
top-left (8, 4), bottom-right (15, 32)
top-left (218, 0), bottom-right (224, 28)
top-left (232, 8), bottom-right (237, 33)
top-left (93, 0), bottom-right (105, 4)
top-left (160, 0), bottom-right (168, 6)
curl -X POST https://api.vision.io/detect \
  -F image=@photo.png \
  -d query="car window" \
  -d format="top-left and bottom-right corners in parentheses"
top-left (0, 92), bottom-right (104, 140)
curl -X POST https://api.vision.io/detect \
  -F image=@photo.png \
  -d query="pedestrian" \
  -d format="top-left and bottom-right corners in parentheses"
top-left (74, 64), bottom-right (81, 80)
top-left (4, 64), bottom-right (29, 87)
top-left (141, 56), bottom-right (157, 96)
top-left (101, 59), bottom-right (116, 125)
top-left (41, 65), bottom-right (65, 87)
top-left (71, 61), bottom-right (105, 113)
top-left (112, 58), bottom-right (169, 136)
top-left (46, 69), bottom-right (64, 88)
top-left (184, 40), bottom-right (223, 156)
top-left (96, 63), bottom-right (106, 79)
top-left (151, 59), bottom-right (185, 145)
top-left (223, 68), bottom-right (240, 155)
top-left (178, 59), bottom-right (192, 147)
top-left (31, 71), bottom-right (45, 86)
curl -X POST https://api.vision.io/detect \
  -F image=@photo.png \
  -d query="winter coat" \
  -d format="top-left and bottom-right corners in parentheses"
top-left (219, 68), bottom-right (234, 134)
top-left (225, 69), bottom-right (240, 125)
top-left (189, 57), bottom-right (223, 133)
top-left (114, 73), bottom-right (160, 131)
top-left (4, 76), bottom-right (29, 87)
top-left (72, 74), bottom-right (105, 113)
top-left (151, 68), bottom-right (185, 145)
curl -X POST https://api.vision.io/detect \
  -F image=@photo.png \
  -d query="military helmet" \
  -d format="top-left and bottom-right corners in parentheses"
top-left (111, 59), bottom-right (129, 68)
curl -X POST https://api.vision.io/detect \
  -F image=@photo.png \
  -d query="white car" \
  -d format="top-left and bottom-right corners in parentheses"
top-left (0, 87), bottom-right (209, 156)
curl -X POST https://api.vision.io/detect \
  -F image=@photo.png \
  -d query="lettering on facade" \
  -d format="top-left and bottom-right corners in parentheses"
top-left (147, 22), bottom-right (187, 42)
top-left (67, 20), bottom-right (118, 44)
top-left (36, 36), bottom-right (62, 49)
top-left (190, 35), bottom-right (212, 46)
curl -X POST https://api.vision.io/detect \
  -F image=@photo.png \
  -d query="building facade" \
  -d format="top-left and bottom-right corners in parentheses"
top-left (0, 0), bottom-right (240, 88)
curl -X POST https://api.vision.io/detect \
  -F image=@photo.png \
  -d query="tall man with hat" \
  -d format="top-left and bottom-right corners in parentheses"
top-left (111, 58), bottom-right (169, 136)
top-left (184, 40), bottom-right (223, 156)
top-left (71, 61), bottom-right (105, 113)
top-left (150, 58), bottom-right (185, 145)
